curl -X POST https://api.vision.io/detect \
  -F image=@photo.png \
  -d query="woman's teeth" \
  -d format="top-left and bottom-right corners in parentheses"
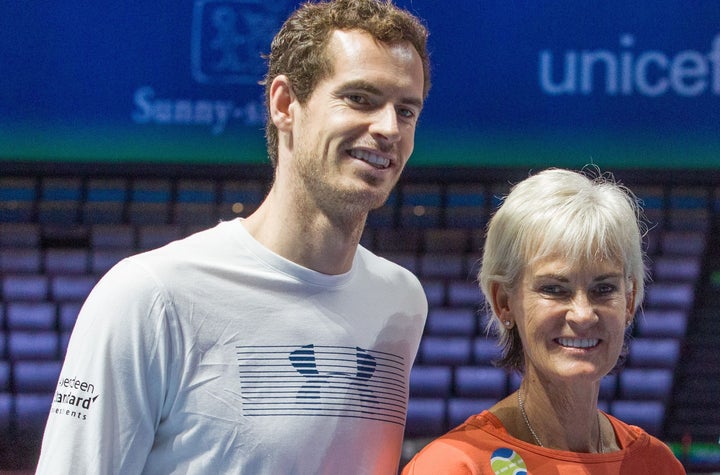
top-left (556, 338), bottom-right (599, 348)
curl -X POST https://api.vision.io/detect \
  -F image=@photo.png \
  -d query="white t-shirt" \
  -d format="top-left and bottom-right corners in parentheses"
top-left (36, 219), bottom-right (427, 474)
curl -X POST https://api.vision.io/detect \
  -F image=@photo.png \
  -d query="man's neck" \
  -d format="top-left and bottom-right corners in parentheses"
top-left (242, 188), bottom-right (367, 275)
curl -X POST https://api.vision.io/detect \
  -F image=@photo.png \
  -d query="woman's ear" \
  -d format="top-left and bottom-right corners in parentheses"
top-left (269, 74), bottom-right (296, 132)
top-left (490, 281), bottom-right (512, 324)
top-left (625, 278), bottom-right (638, 324)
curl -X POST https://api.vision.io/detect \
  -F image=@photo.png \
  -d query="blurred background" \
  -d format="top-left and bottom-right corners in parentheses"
top-left (1, 1), bottom-right (719, 472)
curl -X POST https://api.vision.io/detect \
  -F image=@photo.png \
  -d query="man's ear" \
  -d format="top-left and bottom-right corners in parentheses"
top-left (269, 75), bottom-right (296, 132)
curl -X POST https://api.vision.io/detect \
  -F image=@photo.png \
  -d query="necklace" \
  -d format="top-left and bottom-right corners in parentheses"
top-left (517, 390), bottom-right (604, 453)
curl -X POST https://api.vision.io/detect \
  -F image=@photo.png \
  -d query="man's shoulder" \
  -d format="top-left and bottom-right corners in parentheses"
top-left (359, 245), bottom-right (420, 278)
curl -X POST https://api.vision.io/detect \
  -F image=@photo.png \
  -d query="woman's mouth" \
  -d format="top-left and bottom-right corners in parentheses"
top-left (555, 338), bottom-right (600, 349)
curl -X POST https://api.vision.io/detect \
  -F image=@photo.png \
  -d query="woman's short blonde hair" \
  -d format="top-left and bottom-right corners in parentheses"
top-left (478, 167), bottom-right (648, 372)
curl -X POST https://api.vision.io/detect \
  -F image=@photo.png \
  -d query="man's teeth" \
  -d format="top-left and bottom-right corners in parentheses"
top-left (350, 149), bottom-right (390, 168)
top-left (556, 338), bottom-right (599, 349)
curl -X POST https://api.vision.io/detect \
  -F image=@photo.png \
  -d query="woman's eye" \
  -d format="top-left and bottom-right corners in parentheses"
top-left (594, 283), bottom-right (617, 296)
top-left (540, 285), bottom-right (566, 296)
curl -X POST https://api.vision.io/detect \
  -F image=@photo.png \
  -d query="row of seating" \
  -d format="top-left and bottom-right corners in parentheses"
top-left (1, 221), bottom-right (707, 255)
top-left (414, 334), bottom-right (681, 369)
top-left (424, 307), bottom-right (688, 339)
top-left (1, 177), bottom-right (716, 230)
top-left (410, 365), bottom-right (675, 401)
top-left (0, 175), bottom-right (715, 442)
top-left (2, 177), bottom-right (715, 208)
top-left (406, 397), bottom-right (668, 437)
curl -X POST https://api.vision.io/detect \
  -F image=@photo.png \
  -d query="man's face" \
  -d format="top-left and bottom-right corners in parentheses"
top-left (288, 29), bottom-right (425, 216)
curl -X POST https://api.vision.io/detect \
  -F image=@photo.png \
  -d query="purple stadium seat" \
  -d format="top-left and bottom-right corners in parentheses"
top-left (137, 225), bottom-right (182, 251)
top-left (636, 309), bottom-right (688, 338)
top-left (421, 279), bottom-right (446, 308)
top-left (619, 368), bottom-right (674, 400)
top-left (409, 365), bottom-right (453, 398)
top-left (128, 179), bottom-right (171, 225)
top-left (420, 336), bottom-right (472, 366)
top-left (0, 177), bottom-right (36, 222)
top-left (8, 332), bottom-right (58, 360)
top-left (508, 372), bottom-right (522, 392)
top-left (14, 361), bottom-right (62, 392)
top-left (15, 393), bottom-right (54, 429)
top-left (454, 366), bottom-right (507, 398)
top-left (6, 302), bottom-right (56, 330)
top-left (401, 205), bottom-right (441, 229)
top-left (653, 256), bottom-right (701, 282)
top-left (0, 361), bottom-right (9, 392)
top-left (90, 224), bottom-right (135, 249)
top-left (447, 281), bottom-right (482, 307)
top-left (645, 283), bottom-right (695, 310)
top-left (0, 393), bottom-right (10, 431)
top-left (445, 184), bottom-right (488, 229)
top-left (473, 337), bottom-right (503, 365)
top-left (82, 178), bottom-right (128, 225)
top-left (218, 180), bottom-right (264, 221)
top-left (176, 179), bottom-right (216, 204)
top-left (628, 338), bottom-right (681, 369)
top-left (0, 248), bottom-right (41, 273)
top-left (173, 202), bottom-right (217, 227)
top-left (2, 274), bottom-right (48, 301)
top-left (406, 398), bottom-right (446, 437)
top-left (420, 254), bottom-right (465, 279)
top-left (599, 374), bottom-right (618, 401)
top-left (38, 178), bottom-right (82, 224)
top-left (0, 223), bottom-right (40, 248)
top-left (51, 275), bottom-right (97, 302)
top-left (91, 249), bottom-right (132, 275)
top-left (423, 229), bottom-right (470, 254)
top-left (400, 184), bottom-right (441, 230)
top-left (426, 307), bottom-right (477, 336)
top-left (661, 231), bottom-right (706, 256)
top-left (447, 398), bottom-right (495, 428)
top-left (59, 302), bottom-right (82, 331)
top-left (611, 400), bottom-right (665, 436)
top-left (45, 248), bottom-right (89, 275)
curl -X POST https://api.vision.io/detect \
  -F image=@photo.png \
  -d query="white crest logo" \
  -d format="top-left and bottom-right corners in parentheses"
top-left (191, 0), bottom-right (290, 85)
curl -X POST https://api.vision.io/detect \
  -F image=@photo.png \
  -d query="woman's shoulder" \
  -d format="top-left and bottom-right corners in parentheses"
top-left (402, 411), bottom-right (507, 474)
top-left (605, 412), bottom-right (684, 469)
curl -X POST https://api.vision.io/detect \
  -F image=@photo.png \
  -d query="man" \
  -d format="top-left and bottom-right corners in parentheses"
top-left (36, 0), bottom-right (430, 473)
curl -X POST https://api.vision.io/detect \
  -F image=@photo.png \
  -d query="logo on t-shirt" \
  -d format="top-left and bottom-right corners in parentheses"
top-left (236, 344), bottom-right (407, 425)
top-left (50, 376), bottom-right (100, 421)
top-left (490, 448), bottom-right (527, 475)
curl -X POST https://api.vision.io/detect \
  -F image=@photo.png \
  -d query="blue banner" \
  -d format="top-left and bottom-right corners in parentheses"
top-left (1, 1), bottom-right (718, 168)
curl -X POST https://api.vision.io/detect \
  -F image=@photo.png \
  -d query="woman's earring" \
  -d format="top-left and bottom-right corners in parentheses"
top-left (503, 320), bottom-right (513, 329)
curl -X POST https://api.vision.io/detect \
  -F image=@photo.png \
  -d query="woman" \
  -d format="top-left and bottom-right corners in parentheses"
top-left (403, 168), bottom-right (685, 474)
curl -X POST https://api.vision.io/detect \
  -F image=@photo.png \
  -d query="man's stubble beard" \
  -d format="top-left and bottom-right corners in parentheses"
top-left (293, 149), bottom-right (395, 231)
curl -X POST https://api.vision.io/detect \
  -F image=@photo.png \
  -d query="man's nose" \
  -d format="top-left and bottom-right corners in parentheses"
top-left (369, 104), bottom-right (401, 143)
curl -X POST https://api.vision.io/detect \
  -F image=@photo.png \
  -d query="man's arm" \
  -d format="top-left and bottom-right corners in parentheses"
top-left (36, 259), bottom-right (171, 474)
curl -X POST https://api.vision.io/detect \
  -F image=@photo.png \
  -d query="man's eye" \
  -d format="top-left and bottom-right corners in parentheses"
top-left (347, 94), bottom-right (369, 105)
top-left (397, 107), bottom-right (415, 119)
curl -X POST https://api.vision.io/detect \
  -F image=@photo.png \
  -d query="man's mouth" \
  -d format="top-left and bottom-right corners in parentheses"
top-left (349, 149), bottom-right (391, 169)
top-left (555, 338), bottom-right (600, 349)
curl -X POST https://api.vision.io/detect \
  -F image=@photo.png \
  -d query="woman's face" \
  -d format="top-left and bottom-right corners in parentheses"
top-left (506, 256), bottom-right (635, 384)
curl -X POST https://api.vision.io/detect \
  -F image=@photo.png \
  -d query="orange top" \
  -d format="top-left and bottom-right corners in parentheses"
top-left (402, 410), bottom-right (685, 475)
